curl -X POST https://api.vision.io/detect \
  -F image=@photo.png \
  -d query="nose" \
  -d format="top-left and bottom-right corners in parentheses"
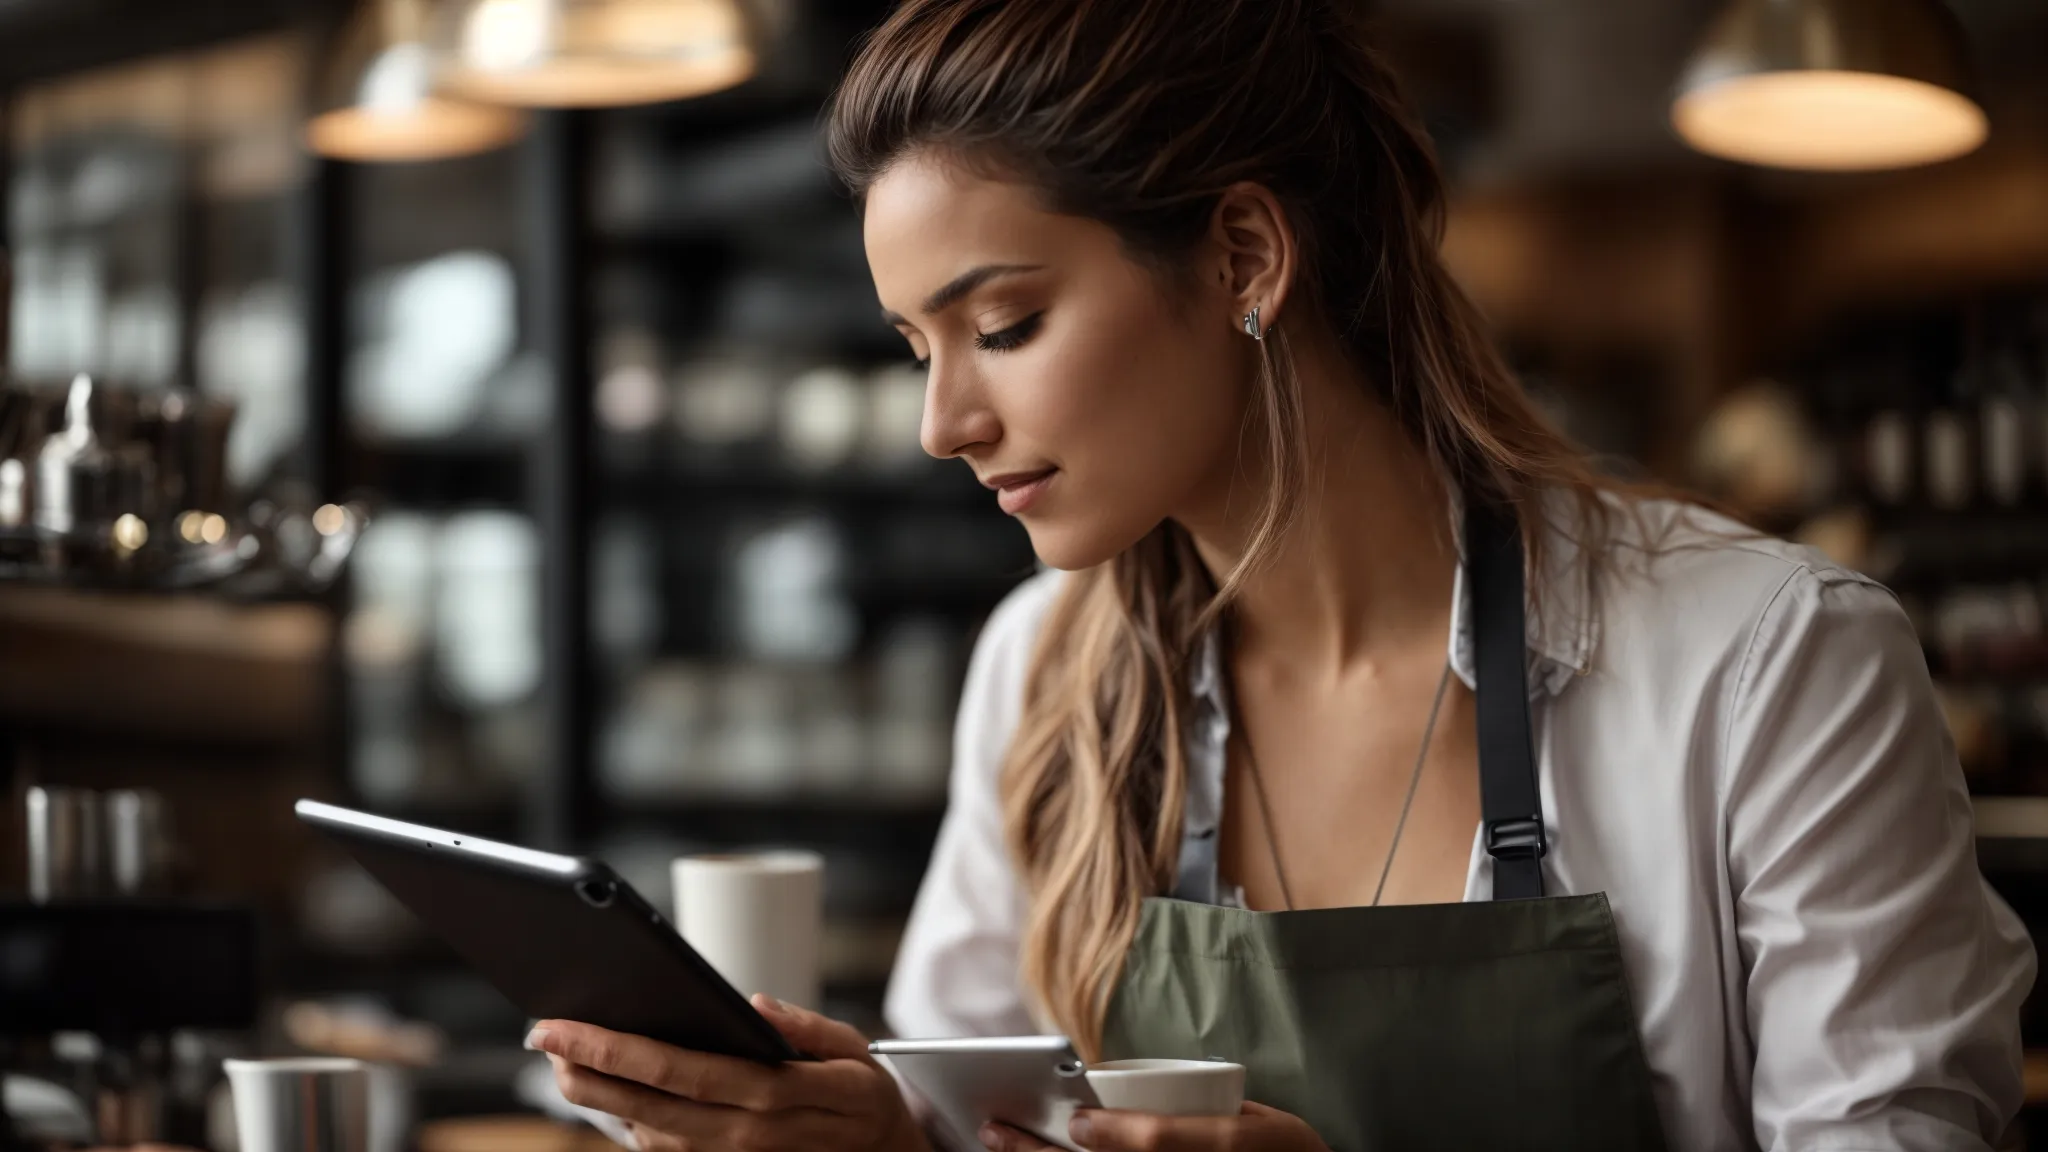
top-left (918, 355), bottom-right (1001, 460)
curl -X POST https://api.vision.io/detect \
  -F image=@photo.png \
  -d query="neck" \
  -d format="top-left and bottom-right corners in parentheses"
top-left (1179, 328), bottom-right (1457, 677)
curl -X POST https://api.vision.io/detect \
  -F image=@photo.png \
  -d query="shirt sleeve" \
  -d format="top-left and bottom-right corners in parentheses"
top-left (883, 569), bottom-right (1065, 1041)
top-left (1726, 568), bottom-right (2036, 1152)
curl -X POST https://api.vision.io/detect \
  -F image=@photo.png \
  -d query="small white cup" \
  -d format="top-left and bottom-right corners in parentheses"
top-left (1085, 1059), bottom-right (1245, 1116)
top-left (671, 851), bottom-right (824, 1010)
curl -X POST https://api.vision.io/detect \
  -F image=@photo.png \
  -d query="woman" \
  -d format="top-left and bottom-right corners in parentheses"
top-left (528, 1), bottom-right (2035, 1149)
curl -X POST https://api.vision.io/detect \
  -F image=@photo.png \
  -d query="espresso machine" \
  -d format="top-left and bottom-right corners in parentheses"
top-left (0, 245), bottom-right (363, 1148)
top-left (0, 786), bottom-right (259, 1149)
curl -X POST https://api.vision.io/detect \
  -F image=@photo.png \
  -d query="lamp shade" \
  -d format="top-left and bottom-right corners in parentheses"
top-left (308, 0), bottom-right (528, 162)
top-left (1673, 0), bottom-right (1987, 171)
top-left (432, 0), bottom-right (757, 109)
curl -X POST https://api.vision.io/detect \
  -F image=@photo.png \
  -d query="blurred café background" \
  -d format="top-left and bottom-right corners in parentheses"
top-left (3, 0), bottom-right (2048, 1148)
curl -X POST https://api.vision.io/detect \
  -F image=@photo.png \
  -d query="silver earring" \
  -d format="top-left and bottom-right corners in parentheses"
top-left (1242, 305), bottom-right (1264, 341)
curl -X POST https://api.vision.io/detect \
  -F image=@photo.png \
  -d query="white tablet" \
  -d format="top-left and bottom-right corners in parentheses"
top-left (869, 1036), bottom-right (1101, 1152)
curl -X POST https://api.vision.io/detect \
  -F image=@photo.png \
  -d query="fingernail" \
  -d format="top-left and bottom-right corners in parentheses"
top-left (523, 1026), bottom-right (550, 1052)
top-left (978, 1122), bottom-right (1003, 1149)
top-left (1069, 1113), bottom-right (1096, 1145)
top-left (757, 995), bottom-right (786, 1015)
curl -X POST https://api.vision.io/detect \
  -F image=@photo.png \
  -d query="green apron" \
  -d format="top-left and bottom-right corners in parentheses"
top-left (1100, 502), bottom-right (1670, 1152)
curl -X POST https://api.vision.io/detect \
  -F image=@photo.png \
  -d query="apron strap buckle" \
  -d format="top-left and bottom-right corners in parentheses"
top-left (1484, 816), bottom-right (1548, 862)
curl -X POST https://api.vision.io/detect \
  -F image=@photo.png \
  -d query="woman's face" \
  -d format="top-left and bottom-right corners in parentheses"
top-left (863, 153), bottom-right (1255, 571)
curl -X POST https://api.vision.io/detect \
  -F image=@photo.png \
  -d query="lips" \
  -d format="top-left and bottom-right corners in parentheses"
top-left (981, 467), bottom-right (1057, 516)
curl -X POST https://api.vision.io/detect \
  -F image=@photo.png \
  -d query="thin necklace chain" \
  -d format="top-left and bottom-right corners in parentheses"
top-left (1236, 660), bottom-right (1456, 912)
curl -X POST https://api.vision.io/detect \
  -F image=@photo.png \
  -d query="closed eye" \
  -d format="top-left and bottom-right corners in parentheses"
top-left (975, 312), bottom-right (1043, 353)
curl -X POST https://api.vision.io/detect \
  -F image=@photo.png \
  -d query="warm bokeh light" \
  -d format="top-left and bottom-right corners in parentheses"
top-left (307, 101), bottom-right (528, 161)
top-left (1673, 70), bottom-right (1987, 171)
top-left (313, 504), bottom-right (349, 535)
top-left (111, 514), bottom-right (149, 554)
top-left (438, 0), bottom-right (755, 108)
top-left (308, 40), bottom-right (527, 161)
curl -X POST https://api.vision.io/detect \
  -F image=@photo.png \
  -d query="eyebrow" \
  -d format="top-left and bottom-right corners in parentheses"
top-left (880, 263), bottom-right (1043, 327)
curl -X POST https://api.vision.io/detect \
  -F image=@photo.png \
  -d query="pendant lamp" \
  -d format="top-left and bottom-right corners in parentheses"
top-left (431, 0), bottom-right (756, 109)
top-left (308, 0), bottom-right (529, 161)
top-left (1673, 0), bottom-right (1987, 171)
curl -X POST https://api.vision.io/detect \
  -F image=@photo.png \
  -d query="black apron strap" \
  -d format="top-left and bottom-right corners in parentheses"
top-left (1466, 498), bottom-right (1548, 900)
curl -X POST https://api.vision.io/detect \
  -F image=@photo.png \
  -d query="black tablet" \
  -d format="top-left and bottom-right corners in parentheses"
top-left (295, 799), bottom-right (801, 1064)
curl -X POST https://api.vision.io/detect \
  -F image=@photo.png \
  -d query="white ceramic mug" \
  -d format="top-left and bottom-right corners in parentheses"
top-left (1085, 1059), bottom-right (1245, 1116)
top-left (671, 851), bottom-right (824, 1010)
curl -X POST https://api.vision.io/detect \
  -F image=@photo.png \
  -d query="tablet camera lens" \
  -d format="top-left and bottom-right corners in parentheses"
top-left (574, 878), bottom-right (617, 908)
top-left (1056, 1061), bottom-right (1085, 1078)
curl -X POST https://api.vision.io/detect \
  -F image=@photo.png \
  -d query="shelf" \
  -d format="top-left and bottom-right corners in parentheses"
top-left (0, 585), bottom-right (330, 744)
top-left (601, 458), bottom-right (989, 508)
top-left (1974, 796), bottom-right (2048, 840)
top-left (349, 439), bottom-right (531, 508)
top-left (1972, 797), bottom-right (2048, 875)
top-left (1864, 508), bottom-right (2048, 588)
top-left (2028, 1050), bottom-right (2048, 1106)
top-left (596, 792), bottom-right (948, 848)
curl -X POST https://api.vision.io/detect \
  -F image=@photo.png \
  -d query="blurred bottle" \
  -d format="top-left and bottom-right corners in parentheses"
top-left (1860, 359), bottom-right (1916, 509)
top-left (1979, 341), bottom-right (2030, 509)
top-left (780, 364), bottom-right (864, 473)
top-left (1924, 356), bottom-right (1974, 513)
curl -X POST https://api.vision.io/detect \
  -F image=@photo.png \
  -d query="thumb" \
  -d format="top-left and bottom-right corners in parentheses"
top-left (751, 993), bottom-right (874, 1062)
top-left (1241, 1103), bottom-right (1285, 1118)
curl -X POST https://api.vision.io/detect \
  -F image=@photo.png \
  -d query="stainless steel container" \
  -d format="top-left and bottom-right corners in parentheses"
top-left (104, 788), bottom-right (172, 897)
top-left (26, 786), bottom-right (104, 902)
top-left (223, 1058), bottom-right (370, 1152)
top-left (25, 785), bottom-right (174, 901)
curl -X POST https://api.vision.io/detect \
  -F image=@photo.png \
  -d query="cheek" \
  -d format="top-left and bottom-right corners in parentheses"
top-left (996, 290), bottom-right (1249, 564)
top-left (1064, 295), bottom-right (1245, 487)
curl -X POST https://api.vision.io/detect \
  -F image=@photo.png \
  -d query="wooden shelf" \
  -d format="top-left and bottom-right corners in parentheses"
top-left (1975, 797), bottom-right (2048, 841)
top-left (0, 585), bottom-right (330, 744)
top-left (2026, 1050), bottom-right (2048, 1105)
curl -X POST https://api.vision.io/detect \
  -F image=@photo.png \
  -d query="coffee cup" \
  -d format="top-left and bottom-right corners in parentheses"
top-left (1085, 1059), bottom-right (1245, 1116)
top-left (671, 851), bottom-right (824, 1010)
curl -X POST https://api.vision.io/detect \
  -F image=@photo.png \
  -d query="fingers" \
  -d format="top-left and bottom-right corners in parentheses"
top-left (619, 1122), bottom-right (670, 1152)
top-left (1238, 1102), bottom-right (1286, 1118)
top-left (1069, 1109), bottom-right (1239, 1152)
top-left (548, 1055), bottom-right (841, 1149)
top-left (977, 1121), bottom-right (1063, 1151)
top-left (532, 1019), bottom-right (865, 1113)
top-left (751, 994), bottom-right (876, 1063)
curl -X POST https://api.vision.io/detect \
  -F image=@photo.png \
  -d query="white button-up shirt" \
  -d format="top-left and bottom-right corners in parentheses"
top-left (885, 497), bottom-right (2036, 1152)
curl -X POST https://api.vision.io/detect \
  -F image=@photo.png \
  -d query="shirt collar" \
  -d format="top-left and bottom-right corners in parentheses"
top-left (1187, 487), bottom-right (1598, 711)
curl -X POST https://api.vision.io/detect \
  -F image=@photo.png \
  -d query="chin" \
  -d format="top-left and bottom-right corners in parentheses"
top-left (1019, 513), bottom-right (1157, 572)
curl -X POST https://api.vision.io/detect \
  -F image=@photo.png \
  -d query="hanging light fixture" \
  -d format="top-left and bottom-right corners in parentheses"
top-left (431, 0), bottom-right (757, 109)
top-left (308, 0), bottom-right (529, 162)
top-left (1673, 0), bottom-right (1987, 172)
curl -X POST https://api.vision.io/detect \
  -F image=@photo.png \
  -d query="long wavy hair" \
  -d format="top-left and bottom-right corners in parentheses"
top-left (827, 0), bottom-right (1618, 1058)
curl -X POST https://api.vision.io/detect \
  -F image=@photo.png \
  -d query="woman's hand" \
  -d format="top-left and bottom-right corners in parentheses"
top-left (979, 1103), bottom-right (1329, 1152)
top-left (530, 994), bottom-right (929, 1152)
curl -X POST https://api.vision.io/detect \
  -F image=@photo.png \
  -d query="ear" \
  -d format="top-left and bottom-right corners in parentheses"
top-left (1205, 182), bottom-right (1297, 336)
